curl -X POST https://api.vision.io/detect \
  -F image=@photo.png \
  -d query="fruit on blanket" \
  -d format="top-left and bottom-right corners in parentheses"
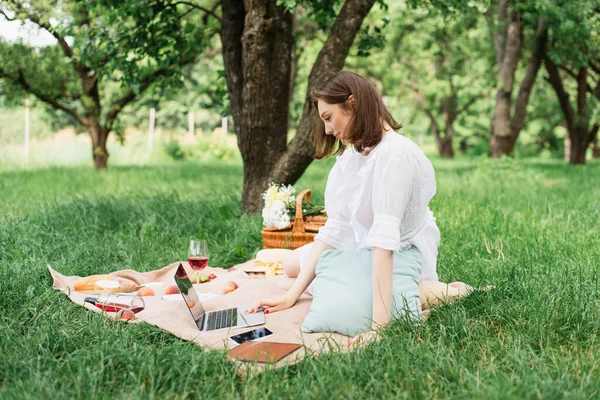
top-left (208, 273), bottom-right (217, 280)
top-left (190, 272), bottom-right (210, 283)
top-left (137, 287), bottom-right (155, 297)
top-left (116, 309), bottom-right (135, 321)
top-left (223, 281), bottom-right (238, 294)
top-left (187, 300), bottom-right (196, 308)
top-left (164, 285), bottom-right (180, 295)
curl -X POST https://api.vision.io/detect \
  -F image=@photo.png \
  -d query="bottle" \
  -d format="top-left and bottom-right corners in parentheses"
top-left (84, 294), bottom-right (145, 313)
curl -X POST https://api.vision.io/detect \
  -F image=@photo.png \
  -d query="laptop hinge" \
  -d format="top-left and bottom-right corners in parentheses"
top-left (197, 314), bottom-right (206, 331)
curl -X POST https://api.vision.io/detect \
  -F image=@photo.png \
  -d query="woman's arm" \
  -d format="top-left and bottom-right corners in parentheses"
top-left (371, 246), bottom-right (394, 329)
top-left (246, 239), bottom-right (333, 313)
top-left (350, 246), bottom-right (393, 347)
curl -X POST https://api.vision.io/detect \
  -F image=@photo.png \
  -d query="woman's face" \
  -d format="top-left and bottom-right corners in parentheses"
top-left (317, 99), bottom-right (353, 145)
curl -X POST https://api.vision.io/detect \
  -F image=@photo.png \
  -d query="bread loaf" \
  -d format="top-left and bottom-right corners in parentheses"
top-left (74, 274), bottom-right (120, 292)
top-left (255, 249), bottom-right (292, 263)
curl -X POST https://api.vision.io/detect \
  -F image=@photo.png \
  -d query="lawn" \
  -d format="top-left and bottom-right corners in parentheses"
top-left (1, 156), bottom-right (599, 399)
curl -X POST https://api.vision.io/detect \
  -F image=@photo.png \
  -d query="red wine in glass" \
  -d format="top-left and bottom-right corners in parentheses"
top-left (188, 256), bottom-right (209, 271)
top-left (188, 240), bottom-right (209, 282)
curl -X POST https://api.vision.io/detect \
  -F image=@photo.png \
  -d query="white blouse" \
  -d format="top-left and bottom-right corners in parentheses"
top-left (314, 131), bottom-right (440, 282)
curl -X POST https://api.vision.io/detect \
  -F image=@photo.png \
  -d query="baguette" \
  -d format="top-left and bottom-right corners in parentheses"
top-left (74, 274), bottom-right (120, 292)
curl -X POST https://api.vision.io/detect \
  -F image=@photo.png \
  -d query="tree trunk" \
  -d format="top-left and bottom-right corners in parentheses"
top-left (90, 124), bottom-right (109, 169)
top-left (439, 130), bottom-right (454, 158)
top-left (509, 17), bottom-right (547, 147)
top-left (439, 96), bottom-right (456, 158)
top-left (490, 9), bottom-right (521, 157)
top-left (425, 107), bottom-right (454, 158)
top-left (459, 138), bottom-right (468, 154)
top-left (221, 0), bottom-right (245, 135)
top-left (545, 59), bottom-right (592, 165)
top-left (234, 0), bottom-right (294, 212)
top-left (488, 3), bottom-right (548, 157)
top-left (589, 124), bottom-right (600, 159)
top-left (270, 0), bottom-right (377, 187)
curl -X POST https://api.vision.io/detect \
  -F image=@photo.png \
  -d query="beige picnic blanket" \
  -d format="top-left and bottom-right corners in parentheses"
top-left (48, 262), bottom-right (351, 369)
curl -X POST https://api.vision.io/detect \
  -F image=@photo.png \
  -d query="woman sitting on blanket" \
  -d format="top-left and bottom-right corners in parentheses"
top-left (247, 71), bottom-right (472, 346)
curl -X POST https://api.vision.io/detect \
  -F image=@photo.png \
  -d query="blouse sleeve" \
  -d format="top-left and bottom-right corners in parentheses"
top-left (314, 160), bottom-right (356, 250)
top-left (364, 147), bottom-right (414, 251)
top-left (314, 218), bottom-right (356, 250)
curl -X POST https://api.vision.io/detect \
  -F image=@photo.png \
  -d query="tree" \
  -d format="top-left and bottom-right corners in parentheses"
top-left (0, 0), bottom-right (204, 168)
top-left (222, 0), bottom-right (380, 212)
top-left (408, 13), bottom-right (493, 158)
top-left (486, 0), bottom-right (548, 157)
top-left (541, 0), bottom-right (599, 165)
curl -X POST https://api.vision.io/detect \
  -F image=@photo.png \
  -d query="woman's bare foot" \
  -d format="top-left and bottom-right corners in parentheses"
top-left (448, 281), bottom-right (474, 296)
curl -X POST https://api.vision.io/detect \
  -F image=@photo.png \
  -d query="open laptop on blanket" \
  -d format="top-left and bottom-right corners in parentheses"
top-left (174, 263), bottom-right (265, 332)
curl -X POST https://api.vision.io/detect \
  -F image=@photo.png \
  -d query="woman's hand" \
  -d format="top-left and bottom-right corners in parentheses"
top-left (349, 330), bottom-right (381, 349)
top-left (245, 294), bottom-right (296, 314)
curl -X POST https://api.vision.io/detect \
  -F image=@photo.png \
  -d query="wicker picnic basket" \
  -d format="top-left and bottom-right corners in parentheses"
top-left (261, 189), bottom-right (327, 250)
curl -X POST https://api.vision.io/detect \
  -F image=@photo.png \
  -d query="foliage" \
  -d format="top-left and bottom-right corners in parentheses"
top-left (1, 0), bottom-right (599, 162)
top-left (163, 138), bottom-right (186, 160)
top-left (74, 0), bottom-right (219, 88)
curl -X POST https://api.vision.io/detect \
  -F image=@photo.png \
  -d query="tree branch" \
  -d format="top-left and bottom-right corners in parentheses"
top-left (457, 90), bottom-right (489, 116)
top-left (559, 65), bottom-right (578, 80)
top-left (173, 1), bottom-right (222, 23)
top-left (510, 16), bottom-right (546, 136)
top-left (104, 68), bottom-right (172, 128)
top-left (544, 56), bottom-right (575, 133)
top-left (576, 67), bottom-right (588, 119)
top-left (559, 64), bottom-right (597, 97)
top-left (202, 1), bottom-right (221, 25)
top-left (485, 0), bottom-right (509, 67)
top-left (0, 67), bottom-right (86, 126)
top-left (6, 1), bottom-right (82, 71)
top-left (0, 9), bottom-right (16, 21)
top-left (589, 60), bottom-right (600, 75)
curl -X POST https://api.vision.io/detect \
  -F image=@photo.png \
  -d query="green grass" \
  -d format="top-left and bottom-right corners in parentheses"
top-left (1, 156), bottom-right (599, 399)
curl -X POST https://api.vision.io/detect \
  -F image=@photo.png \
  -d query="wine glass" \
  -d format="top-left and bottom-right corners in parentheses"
top-left (188, 240), bottom-right (209, 283)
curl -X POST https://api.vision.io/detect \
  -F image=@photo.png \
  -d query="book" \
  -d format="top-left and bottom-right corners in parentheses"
top-left (228, 341), bottom-right (302, 364)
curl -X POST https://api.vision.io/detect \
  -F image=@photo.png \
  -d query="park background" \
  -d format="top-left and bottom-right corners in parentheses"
top-left (1, 0), bottom-right (600, 398)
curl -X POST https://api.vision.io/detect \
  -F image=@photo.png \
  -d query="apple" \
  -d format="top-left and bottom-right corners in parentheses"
top-left (190, 272), bottom-right (211, 283)
top-left (208, 273), bottom-right (217, 280)
top-left (223, 281), bottom-right (239, 294)
top-left (164, 284), bottom-right (180, 295)
top-left (137, 287), bottom-right (155, 297)
top-left (116, 309), bottom-right (135, 321)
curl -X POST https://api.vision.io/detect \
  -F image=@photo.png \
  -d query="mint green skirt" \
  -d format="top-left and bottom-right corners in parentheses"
top-left (301, 246), bottom-right (422, 337)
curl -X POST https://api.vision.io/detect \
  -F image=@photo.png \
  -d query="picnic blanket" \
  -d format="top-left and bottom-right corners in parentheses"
top-left (48, 262), bottom-right (351, 370)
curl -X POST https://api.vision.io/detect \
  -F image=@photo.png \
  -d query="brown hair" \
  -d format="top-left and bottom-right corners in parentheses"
top-left (311, 71), bottom-right (402, 159)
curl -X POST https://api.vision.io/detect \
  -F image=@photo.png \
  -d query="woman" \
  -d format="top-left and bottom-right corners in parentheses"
top-left (247, 71), bottom-right (471, 346)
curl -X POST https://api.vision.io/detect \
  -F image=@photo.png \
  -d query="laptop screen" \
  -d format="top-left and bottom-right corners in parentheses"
top-left (174, 263), bottom-right (206, 328)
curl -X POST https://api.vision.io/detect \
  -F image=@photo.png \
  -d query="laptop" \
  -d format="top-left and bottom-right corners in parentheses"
top-left (174, 263), bottom-right (265, 332)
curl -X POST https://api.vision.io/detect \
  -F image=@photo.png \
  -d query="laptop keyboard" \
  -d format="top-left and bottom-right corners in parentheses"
top-left (206, 308), bottom-right (237, 331)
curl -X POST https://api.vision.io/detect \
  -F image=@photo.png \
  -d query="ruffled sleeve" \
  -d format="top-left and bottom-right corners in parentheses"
top-left (364, 147), bottom-right (414, 251)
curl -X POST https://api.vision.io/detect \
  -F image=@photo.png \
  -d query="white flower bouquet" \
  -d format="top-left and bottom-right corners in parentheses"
top-left (261, 183), bottom-right (326, 229)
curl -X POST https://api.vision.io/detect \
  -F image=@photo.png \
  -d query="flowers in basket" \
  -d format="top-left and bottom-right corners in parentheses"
top-left (261, 183), bottom-right (325, 230)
